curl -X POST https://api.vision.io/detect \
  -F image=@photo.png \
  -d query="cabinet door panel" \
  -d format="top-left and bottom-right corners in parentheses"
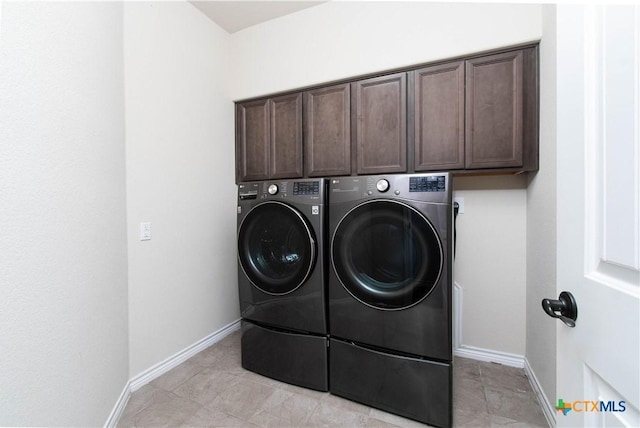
top-left (353, 73), bottom-right (407, 175)
top-left (413, 61), bottom-right (465, 171)
top-left (236, 99), bottom-right (269, 182)
top-left (304, 84), bottom-right (351, 177)
top-left (466, 50), bottom-right (523, 169)
top-left (522, 46), bottom-right (539, 171)
top-left (270, 93), bottom-right (303, 179)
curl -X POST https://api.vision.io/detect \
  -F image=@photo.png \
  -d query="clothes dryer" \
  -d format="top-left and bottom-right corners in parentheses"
top-left (328, 173), bottom-right (453, 427)
top-left (237, 179), bottom-right (328, 391)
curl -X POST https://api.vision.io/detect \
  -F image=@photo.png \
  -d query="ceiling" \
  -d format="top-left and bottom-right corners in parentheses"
top-left (189, 1), bottom-right (326, 34)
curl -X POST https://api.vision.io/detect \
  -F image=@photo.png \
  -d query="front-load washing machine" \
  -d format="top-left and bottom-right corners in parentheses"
top-left (237, 178), bottom-right (328, 391)
top-left (328, 173), bottom-right (453, 427)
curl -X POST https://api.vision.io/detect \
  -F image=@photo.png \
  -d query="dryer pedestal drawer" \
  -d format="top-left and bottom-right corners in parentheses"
top-left (241, 320), bottom-right (328, 391)
top-left (329, 338), bottom-right (452, 428)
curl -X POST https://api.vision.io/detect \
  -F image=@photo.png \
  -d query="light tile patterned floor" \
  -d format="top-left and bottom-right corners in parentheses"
top-left (118, 331), bottom-right (548, 427)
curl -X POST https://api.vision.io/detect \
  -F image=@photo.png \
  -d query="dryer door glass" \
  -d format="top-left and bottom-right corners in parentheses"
top-left (238, 201), bottom-right (316, 295)
top-left (332, 200), bottom-right (443, 310)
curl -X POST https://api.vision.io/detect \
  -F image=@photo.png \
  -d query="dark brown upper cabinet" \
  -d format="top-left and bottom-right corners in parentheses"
top-left (465, 50), bottom-right (524, 169)
top-left (236, 93), bottom-right (302, 182)
top-left (411, 61), bottom-right (465, 171)
top-left (352, 73), bottom-right (407, 175)
top-left (236, 99), bottom-right (269, 182)
top-left (411, 47), bottom-right (538, 173)
top-left (235, 44), bottom-right (539, 182)
top-left (269, 93), bottom-right (303, 179)
top-left (304, 84), bottom-right (351, 177)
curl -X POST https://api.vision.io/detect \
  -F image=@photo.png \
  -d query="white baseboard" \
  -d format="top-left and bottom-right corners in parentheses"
top-left (452, 282), bottom-right (524, 369)
top-left (104, 318), bottom-right (241, 428)
top-left (524, 357), bottom-right (556, 428)
top-left (104, 380), bottom-right (132, 428)
top-left (129, 319), bottom-right (241, 392)
top-left (454, 344), bottom-right (525, 368)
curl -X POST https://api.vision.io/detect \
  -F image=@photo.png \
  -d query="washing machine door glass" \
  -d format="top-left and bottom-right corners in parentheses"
top-left (238, 201), bottom-right (316, 295)
top-left (332, 200), bottom-right (443, 310)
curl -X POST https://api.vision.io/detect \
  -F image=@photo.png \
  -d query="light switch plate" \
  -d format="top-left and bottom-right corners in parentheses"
top-left (140, 222), bottom-right (151, 241)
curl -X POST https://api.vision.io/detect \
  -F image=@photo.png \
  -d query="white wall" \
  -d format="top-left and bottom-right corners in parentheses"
top-left (453, 176), bottom-right (528, 355)
top-left (525, 4), bottom-right (557, 411)
top-left (229, 1), bottom-right (542, 356)
top-left (231, 1), bottom-right (542, 100)
top-left (0, 2), bottom-right (129, 425)
top-left (124, 2), bottom-right (238, 377)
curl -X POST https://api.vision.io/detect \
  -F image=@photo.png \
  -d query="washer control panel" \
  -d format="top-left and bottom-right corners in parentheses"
top-left (238, 180), bottom-right (324, 202)
top-left (293, 181), bottom-right (320, 196)
top-left (238, 182), bottom-right (259, 200)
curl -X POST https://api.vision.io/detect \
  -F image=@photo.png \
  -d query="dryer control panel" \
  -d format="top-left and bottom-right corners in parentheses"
top-left (330, 173), bottom-right (450, 204)
top-left (409, 176), bottom-right (446, 192)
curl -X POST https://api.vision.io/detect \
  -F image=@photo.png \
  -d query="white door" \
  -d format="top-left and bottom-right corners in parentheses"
top-left (555, 4), bottom-right (640, 427)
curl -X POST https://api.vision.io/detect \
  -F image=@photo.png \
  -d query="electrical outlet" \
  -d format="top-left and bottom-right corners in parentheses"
top-left (140, 222), bottom-right (151, 241)
top-left (454, 197), bottom-right (465, 214)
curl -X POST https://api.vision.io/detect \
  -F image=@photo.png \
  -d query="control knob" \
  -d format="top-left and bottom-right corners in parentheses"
top-left (376, 179), bottom-right (390, 193)
top-left (267, 184), bottom-right (279, 195)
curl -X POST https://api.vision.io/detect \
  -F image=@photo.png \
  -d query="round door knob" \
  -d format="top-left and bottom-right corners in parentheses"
top-left (376, 179), bottom-right (390, 193)
top-left (267, 184), bottom-right (279, 195)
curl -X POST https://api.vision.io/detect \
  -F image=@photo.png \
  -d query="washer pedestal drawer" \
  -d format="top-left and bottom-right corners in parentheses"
top-left (241, 320), bottom-right (328, 391)
top-left (329, 338), bottom-right (452, 428)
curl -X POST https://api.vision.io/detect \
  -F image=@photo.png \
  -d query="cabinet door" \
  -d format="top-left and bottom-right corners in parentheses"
top-left (465, 50), bottom-right (524, 169)
top-left (270, 93), bottom-right (303, 179)
top-left (304, 84), bottom-right (351, 177)
top-left (353, 73), bottom-right (407, 175)
top-left (236, 99), bottom-right (269, 182)
top-left (413, 61), bottom-right (465, 171)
